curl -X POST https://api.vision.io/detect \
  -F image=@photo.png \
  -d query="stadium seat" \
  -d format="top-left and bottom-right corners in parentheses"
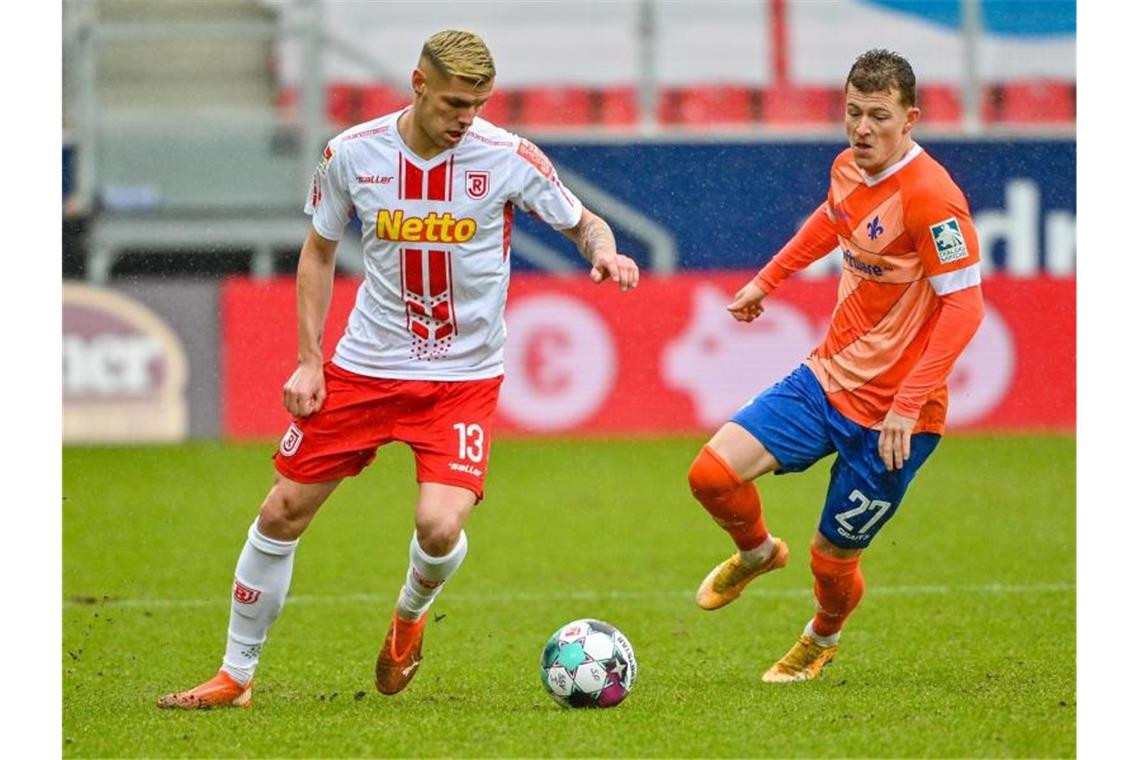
top-left (516, 86), bottom-right (594, 127)
top-left (598, 87), bottom-right (639, 127)
top-left (917, 85), bottom-right (961, 124)
top-left (477, 88), bottom-right (515, 126)
top-left (326, 82), bottom-right (360, 126)
top-left (359, 84), bottom-right (410, 119)
top-left (659, 86), bottom-right (755, 125)
top-left (760, 86), bottom-right (839, 125)
top-left (998, 80), bottom-right (1076, 123)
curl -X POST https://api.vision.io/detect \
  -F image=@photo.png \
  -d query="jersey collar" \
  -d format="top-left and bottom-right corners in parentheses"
top-left (861, 142), bottom-right (924, 187)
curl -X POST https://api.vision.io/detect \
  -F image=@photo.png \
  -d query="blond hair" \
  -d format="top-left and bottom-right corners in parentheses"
top-left (421, 30), bottom-right (496, 86)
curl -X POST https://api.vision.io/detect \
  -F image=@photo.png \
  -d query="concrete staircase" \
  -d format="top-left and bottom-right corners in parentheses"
top-left (94, 0), bottom-right (278, 118)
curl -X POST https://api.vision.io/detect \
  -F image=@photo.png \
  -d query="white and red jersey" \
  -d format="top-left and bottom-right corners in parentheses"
top-left (305, 110), bottom-right (583, 380)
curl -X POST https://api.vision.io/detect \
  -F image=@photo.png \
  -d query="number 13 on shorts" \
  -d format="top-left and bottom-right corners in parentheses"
top-left (453, 423), bottom-right (485, 462)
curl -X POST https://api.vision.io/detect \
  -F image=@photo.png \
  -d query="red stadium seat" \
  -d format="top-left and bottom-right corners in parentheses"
top-left (359, 84), bottom-right (410, 119)
top-left (999, 80), bottom-right (1076, 123)
top-left (761, 86), bottom-right (839, 125)
top-left (598, 87), bottom-right (639, 127)
top-left (917, 85), bottom-right (962, 124)
top-left (478, 88), bottom-right (516, 126)
top-left (516, 87), bottom-right (594, 127)
top-left (325, 82), bottom-right (359, 126)
top-left (659, 86), bottom-right (755, 125)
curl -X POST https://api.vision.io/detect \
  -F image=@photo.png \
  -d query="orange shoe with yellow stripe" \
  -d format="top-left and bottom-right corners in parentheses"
top-left (374, 612), bottom-right (427, 695)
top-left (157, 669), bottom-right (253, 709)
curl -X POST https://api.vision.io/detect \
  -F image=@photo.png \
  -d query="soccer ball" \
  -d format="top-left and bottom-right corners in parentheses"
top-left (539, 619), bottom-right (637, 708)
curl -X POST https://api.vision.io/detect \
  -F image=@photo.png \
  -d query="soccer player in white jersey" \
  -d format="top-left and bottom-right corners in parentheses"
top-left (158, 30), bottom-right (639, 709)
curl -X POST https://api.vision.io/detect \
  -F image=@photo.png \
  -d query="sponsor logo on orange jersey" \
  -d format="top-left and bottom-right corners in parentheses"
top-left (376, 209), bottom-right (477, 243)
top-left (842, 247), bottom-right (884, 277)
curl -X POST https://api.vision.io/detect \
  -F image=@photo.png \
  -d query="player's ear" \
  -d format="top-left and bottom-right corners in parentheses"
top-left (411, 68), bottom-right (426, 97)
top-left (903, 106), bottom-right (920, 133)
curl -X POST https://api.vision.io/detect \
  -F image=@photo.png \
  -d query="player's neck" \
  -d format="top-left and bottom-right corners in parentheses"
top-left (397, 109), bottom-right (447, 162)
top-left (881, 137), bottom-right (915, 174)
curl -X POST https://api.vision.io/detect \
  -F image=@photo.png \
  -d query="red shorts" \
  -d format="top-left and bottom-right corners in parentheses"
top-left (273, 362), bottom-right (504, 501)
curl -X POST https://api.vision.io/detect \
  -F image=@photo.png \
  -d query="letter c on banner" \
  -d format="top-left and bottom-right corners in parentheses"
top-left (500, 294), bottom-right (616, 431)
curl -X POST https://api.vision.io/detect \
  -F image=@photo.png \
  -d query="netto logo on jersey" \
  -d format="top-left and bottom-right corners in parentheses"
top-left (376, 209), bottom-right (477, 243)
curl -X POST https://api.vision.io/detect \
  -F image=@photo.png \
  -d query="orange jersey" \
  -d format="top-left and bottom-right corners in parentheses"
top-left (756, 144), bottom-right (984, 434)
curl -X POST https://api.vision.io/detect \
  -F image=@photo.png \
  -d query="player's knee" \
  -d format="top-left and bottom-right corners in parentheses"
top-left (688, 445), bottom-right (741, 501)
top-left (257, 483), bottom-right (313, 540)
top-left (415, 517), bottom-right (465, 556)
top-left (809, 542), bottom-right (862, 582)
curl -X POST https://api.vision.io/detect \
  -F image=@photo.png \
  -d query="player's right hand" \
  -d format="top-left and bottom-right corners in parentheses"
top-left (726, 281), bottom-right (767, 322)
top-left (283, 361), bottom-right (326, 418)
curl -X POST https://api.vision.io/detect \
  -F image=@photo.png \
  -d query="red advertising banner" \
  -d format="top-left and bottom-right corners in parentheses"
top-left (221, 273), bottom-right (1074, 438)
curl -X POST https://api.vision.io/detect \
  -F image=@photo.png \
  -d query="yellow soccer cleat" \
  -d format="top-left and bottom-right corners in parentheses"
top-left (374, 611), bottom-right (427, 695)
top-left (157, 669), bottom-right (253, 710)
top-left (762, 634), bottom-right (838, 683)
top-left (695, 538), bottom-right (789, 610)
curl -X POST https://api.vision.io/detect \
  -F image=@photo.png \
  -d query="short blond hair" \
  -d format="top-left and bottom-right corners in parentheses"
top-left (421, 30), bottom-right (496, 86)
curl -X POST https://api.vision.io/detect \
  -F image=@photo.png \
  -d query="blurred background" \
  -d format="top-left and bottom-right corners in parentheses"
top-left (60, 0), bottom-right (1076, 444)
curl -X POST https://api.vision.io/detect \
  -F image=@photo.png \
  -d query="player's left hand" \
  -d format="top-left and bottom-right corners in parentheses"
top-left (589, 252), bottom-right (640, 292)
top-left (878, 410), bottom-right (918, 471)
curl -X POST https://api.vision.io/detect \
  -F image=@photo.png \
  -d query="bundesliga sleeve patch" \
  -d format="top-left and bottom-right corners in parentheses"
top-left (929, 217), bottom-right (968, 264)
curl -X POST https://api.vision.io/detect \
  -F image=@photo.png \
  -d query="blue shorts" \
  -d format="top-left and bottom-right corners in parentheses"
top-left (730, 364), bottom-right (939, 549)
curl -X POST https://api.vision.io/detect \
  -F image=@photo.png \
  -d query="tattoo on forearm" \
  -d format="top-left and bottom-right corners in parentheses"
top-left (578, 215), bottom-right (616, 264)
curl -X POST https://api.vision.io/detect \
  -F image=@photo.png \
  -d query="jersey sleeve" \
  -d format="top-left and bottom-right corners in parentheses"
top-left (508, 138), bottom-right (583, 230)
top-left (753, 202), bottom-right (838, 293)
top-left (905, 182), bottom-right (982, 296)
top-left (304, 139), bottom-right (354, 241)
top-left (891, 285), bottom-right (985, 418)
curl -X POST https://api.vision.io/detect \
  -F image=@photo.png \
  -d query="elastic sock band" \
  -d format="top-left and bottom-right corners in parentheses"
top-left (247, 520), bottom-right (299, 556)
top-left (698, 445), bottom-right (744, 486)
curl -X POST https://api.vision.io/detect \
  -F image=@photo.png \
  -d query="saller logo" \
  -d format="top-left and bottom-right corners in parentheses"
top-left (376, 209), bottom-right (477, 243)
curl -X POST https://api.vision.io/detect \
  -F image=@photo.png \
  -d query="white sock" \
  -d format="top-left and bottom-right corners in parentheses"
top-left (221, 520), bottom-right (298, 685)
top-left (396, 530), bottom-right (468, 621)
top-left (803, 618), bottom-right (841, 647)
top-left (740, 535), bottom-right (776, 565)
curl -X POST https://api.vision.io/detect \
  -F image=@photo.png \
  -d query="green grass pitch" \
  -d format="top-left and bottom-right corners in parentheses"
top-left (63, 435), bottom-right (1074, 758)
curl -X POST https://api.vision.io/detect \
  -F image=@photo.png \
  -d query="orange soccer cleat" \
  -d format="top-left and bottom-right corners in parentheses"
top-left (157, 669), bottom-right (253, 710)
top-left (696, 537), bottom-right (789, 610)
top-left (762, 634), bottom-right (838, 683)
top-left (374, 612), bottom-right (427, 695)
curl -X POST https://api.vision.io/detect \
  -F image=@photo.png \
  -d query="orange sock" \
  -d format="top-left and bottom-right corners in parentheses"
top-left (688, 445), bottom-right (769, 551)
top-left (809, 545), bottom-right (865, 638)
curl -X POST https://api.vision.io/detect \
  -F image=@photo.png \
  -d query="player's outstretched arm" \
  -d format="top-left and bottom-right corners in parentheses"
top-left (283, 228), bottom-right (339, 418)
top-left (561, 207), bottom-right (639, 292)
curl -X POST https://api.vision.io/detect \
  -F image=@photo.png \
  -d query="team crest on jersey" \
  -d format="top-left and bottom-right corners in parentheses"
top-left (280, 423), bottom-right (303, 457)
top-left (465, 170), bottom-right (490, 199)
top-left (929, 217), bottom-right (968, 264)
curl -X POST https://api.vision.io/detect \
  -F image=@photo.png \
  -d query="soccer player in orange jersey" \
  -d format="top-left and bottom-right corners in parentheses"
top-left (689, 49), bottom-right (985, 682)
